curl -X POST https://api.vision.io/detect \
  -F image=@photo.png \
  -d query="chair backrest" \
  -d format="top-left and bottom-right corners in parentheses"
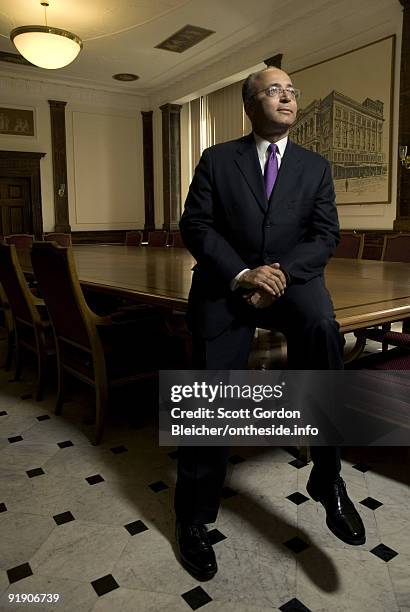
top-left (147, 230), bottom-right (168, 247)
top-left (125, 230), bottom-right (142, 246)
top-left (30, 241), bottom-right (95, 351)
top-left (169, 231), bottom-right (185, 248)
top-left (382, 233), bottom-right (410, 263)
top-left (44, 233), bottom-right (72, 247)
top-left (5, 234), bottom-right (34, 249)
top-left (333, 232), bottom-right (364, 259)
top-left (0, 243), bottom-right (39, 326)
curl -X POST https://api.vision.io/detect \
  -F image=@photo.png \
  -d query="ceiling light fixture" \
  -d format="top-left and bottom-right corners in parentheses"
top-left (10, 0), bottom-right (82, 70)
top-left (112, 73), bottom-right (139, 81)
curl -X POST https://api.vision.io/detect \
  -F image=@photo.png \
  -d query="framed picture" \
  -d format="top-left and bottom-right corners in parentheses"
top-left (290, 36), bottom-right (395, 205)
top-left (0, 106), bottom-right (35, 137)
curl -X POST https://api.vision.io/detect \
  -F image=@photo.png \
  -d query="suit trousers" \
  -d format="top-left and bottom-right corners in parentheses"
top-left (174, 276), bottom-right (344, 524)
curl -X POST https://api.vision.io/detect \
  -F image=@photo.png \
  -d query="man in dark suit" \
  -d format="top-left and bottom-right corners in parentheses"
top-left (175, 66), bottom-right (365, 580)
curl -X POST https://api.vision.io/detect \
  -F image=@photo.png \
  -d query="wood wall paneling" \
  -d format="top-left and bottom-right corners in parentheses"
top-left (141, 111), bottom-right (155, 234)
top-left (395, 0), bottom-right (410, 229)
top-left (160, 103), bottom-right (182, 232)
top-left (48, 100), bottom-right (71, 233)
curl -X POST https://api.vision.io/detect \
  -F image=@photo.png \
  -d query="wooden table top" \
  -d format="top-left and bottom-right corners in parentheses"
top-left (61, 245), bottom-right (410, 334)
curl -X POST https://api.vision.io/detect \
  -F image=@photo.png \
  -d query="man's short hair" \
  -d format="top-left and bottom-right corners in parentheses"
top-left (242, 66), bottom-right (275, 103)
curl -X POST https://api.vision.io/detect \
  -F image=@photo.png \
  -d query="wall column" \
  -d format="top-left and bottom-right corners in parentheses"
top-left (394, 0), bottom-right (410, 230)
top-left (160, 103), bottom-right (182, 231)
top-left (48, 100), bottom-right (70, 233)
top-left (141, 111), bottom-right (155, 232)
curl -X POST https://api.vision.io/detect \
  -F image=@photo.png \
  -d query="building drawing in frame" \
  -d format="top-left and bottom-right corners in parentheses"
top-left (290, 36), bottom-right (394, 205)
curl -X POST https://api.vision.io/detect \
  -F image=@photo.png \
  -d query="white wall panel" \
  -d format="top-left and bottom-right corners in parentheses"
top-left (69, 110), bottom-right (143, 229)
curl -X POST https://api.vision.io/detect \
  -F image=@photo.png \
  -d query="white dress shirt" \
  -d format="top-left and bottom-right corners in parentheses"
top-left (230, 133), bottom-right (288, 290)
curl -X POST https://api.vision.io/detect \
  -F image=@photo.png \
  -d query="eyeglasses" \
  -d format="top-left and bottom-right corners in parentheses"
top-left (251, 85), bottom-right (301, 100)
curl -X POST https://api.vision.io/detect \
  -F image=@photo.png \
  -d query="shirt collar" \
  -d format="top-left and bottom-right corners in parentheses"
top-left (253, 132), bottom-right (288, 158)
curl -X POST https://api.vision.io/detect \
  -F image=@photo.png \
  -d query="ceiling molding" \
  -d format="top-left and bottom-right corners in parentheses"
top-left (0, 72), bottom-right (150, 109)
top-left (150, 0), bottom-right (400, 106)
top-left (0, 0), bottom-right (400, 108)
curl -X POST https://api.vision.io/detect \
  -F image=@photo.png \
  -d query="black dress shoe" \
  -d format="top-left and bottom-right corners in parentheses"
top-left (176, 522), bottom-right (217, 580)
top-left (306, 475), bottom-right (366, 546)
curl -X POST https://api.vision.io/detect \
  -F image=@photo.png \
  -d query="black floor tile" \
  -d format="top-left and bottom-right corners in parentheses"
top-left (8, 435), bottom-right (23, 443)
top-left (148, 480), bottom-right (169, 493)
top-left (286, 492), bottom-right (309, 505)
top-left (370, 543), bottom-right (398, 562)
top-left (37, 414), bottom-right (51, 421)
top-left (279, 597), bottom-right (312, 611)
top-left (27, 467), bottom-right (45, 478)
top-left (86, 474), bottom-right (104, 485)
top-left (91, 574), bottom-right (119, 597)
top-left (283, 536), bottom-right (310, 554)
top-left (181, 586), bottom-right (212, 610)
top-left (352, 462), bottom-right (371, 473)
top-left (124, 520), bottom-right (148, 536)
top-left (207, 528), bottom-right (226, 545)
top-left (220, 486), bottom-right (238, 499)
top-left (360, 497), bottom-right (383, 510)
top-left (288, 458), bottom-right (308, 469)
top-left (53, 511), bottom-right (75, 525)
top-left (57, 440), bottom-right (74, 448)
top-left (228, 454), bottom-right (246, 465)
top-left (7, 562), bottom-right (33, 584)
top-left (110, 445), bottom-right (128, 454)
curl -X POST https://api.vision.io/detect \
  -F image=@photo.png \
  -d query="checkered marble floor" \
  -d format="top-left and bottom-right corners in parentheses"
top-left (0, 341), bottom-right (409, 611)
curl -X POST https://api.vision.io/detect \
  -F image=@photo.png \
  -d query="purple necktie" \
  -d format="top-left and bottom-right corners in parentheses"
top-left (264, 143), bottom-right (278, 199)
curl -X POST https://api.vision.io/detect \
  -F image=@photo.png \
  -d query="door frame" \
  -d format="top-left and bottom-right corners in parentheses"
top-left (0, 151), bottom-right (45, 239)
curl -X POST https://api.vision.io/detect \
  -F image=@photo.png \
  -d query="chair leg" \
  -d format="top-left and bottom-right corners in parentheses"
top-left (35, 353), bottom-right (47, 402)
top-left (5, 329), bottom-right (14, 371)
top-left (93, 386), bottom-right (109, 445)
top-left (14, 343), bottom-right (23, 381)
top-left (55, 367), bottom-right (66, 415)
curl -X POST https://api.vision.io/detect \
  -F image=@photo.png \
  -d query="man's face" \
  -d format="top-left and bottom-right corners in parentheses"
top-left (245, 68), bottom-right (298, 135)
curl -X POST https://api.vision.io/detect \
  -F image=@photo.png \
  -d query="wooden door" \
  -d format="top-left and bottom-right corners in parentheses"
top-left (0, 176), bottom-right (32, 236)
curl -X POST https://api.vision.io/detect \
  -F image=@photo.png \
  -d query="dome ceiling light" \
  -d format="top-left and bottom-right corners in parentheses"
top-left (10, 0), bottom-right (82, 70)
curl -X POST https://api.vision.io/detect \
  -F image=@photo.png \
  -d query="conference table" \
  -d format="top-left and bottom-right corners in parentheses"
top-left (65, 245), bottom-right (410, 335)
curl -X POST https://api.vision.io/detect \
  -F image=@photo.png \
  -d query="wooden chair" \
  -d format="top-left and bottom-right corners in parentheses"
top-left (346, 341), bottom-right (410, 370)
top-left (125, 230), bottom-right (143, 246)
top-left (30, 241), bottom-right (166, 444)
top-left (169, 231), bottom-right (186, 248)
top-left (0, 284), bottom-right (14, 371)
top-left (381, 233), bottom-right (410, 263)
top-left (44, 233), bottom-right (72, 247)
top-left (333, 232), bottom-right (364, 259)
top-left (5, 234), bottom-right (34, 249)
top-left (355, 233), bottom-right (410, 351)
top-left (0, 243), bottom-right (55, 400)
top-left (147, 230), bottom-right (168, 247)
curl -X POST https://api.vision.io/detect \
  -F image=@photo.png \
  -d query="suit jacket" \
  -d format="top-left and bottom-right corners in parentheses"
top-left (180, 133), bottom-right (340, 339)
